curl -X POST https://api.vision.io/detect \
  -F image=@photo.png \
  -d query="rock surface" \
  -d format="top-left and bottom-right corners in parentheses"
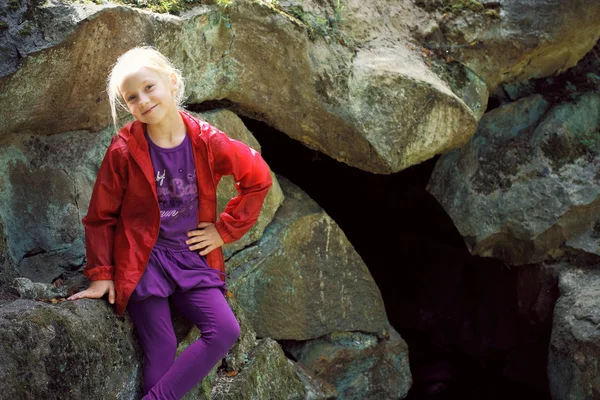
top-left (211, 338), bottom-right (322, 400)
top-left (428, 92), bottom-right (600, 265)
top-left (12, 277), bottom-right (67, 300)
top-left (282, 325), bottom-right (412, 400)
top-left (0, 126), bottom-right (114, 284)
top-left (0, 298), bottom-right (142, 400)
top-left (548, 267), bottom-right (600, 400)
top-left (1, 0), bottom-right (481, 174)
top-left (227, 176), bottom-right (389, 340)
top-left (416, 0), bottom-right (600, 91)
top-left (222, 295), bottom-right (258, 374)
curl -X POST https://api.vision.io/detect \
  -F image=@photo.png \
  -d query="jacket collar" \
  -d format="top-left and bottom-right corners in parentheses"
top-left (117, 110), bottom-right (204, 147)
top-left (116, 111), bottom-right (206, 188)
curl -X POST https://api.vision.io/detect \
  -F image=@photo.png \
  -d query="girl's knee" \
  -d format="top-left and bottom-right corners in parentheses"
top-left (203, 314), bottom-right (240, 347)
top-left (226, 316), bottom-right (241, 344)
top-left (219, 317), bottom-right (241, 350)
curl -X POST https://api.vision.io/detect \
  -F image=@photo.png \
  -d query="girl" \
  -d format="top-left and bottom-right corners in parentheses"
top-left (67, 46), bottom-right (272, 400)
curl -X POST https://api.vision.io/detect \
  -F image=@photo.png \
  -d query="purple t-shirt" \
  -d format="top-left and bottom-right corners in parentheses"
top-left (146, 130), bottom-right (199, 249)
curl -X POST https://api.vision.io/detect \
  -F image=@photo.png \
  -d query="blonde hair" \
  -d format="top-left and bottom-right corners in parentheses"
top-left (106, 45), bottom-right (186, 133)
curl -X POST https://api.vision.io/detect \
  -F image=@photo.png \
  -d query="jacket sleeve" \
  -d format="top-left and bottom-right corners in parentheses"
top-left (82, 136), bottom-right (128, 281)
top-left (208, 125), bottom-right (272, 244)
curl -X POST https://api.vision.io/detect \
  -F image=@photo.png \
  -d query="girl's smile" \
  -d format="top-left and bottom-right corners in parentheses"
top-left (119, 67), bottom-right (178, 125)
top-left (143, 104), bottom-right (157, 115)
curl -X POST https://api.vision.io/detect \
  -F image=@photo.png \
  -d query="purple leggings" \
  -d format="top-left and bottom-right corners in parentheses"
top-left (127, 288), bottom-right (240, 399)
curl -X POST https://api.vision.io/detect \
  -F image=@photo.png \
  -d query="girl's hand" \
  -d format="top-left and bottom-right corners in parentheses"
top-left (186, 222), bottom-right (225, 256)
top-left (67, 280), bottom-right (116, 304)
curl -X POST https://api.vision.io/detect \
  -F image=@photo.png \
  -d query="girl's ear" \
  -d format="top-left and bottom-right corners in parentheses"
top-left (170, 73), bottom-right (177, 91)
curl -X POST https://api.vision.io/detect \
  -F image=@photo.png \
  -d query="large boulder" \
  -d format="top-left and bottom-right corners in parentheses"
top-left (1, 0), bottom-right (481, 174)
top-left (494, 40), bottom-right (600, 104)
top-left (415, 0), bottom-right (600, 91)
top-left (427, 92), bottom-right (600, 265)
top-left (0, 299), bottom-right (142, 399)
top-left (227, 176), bottom-right (389, 340)
top-left (548, 267), bottom-right (600, 400)
top-left (0, 126), bottom-right (113, 285)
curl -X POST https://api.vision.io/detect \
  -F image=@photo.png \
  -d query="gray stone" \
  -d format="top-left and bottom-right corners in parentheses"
top-left (0, 298), bottom-right (142, 400)
top-left (0, 126), bottom-right (113, 283)
top-left (428, 92), bottom-right (600, 265)
top-left (0, 291), bottom-right (277, 400)
top-left (424, 0), bottom-right (600, 91)
top-left (1, 0), bottom-right (481, 174)
top-left (210, 338), bottom-right (307, 400)
top-left (227, 176), bottom-right (388, 340)
top-left (17, 239), bottom-right (85, 285)
top-left (548, 267), bottom-right (600, 400)
top-left (0, 0), bottom-right (103, 77)
top-left (290, 362), bottom-right (338, 400)
top-left (12, 277), bottom-right (67, 300)
top-left (281, 324), bottom-right (412, 400)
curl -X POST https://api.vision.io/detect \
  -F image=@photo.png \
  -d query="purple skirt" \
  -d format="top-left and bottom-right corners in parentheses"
top-left (129, 244), bottom-right (227, 303)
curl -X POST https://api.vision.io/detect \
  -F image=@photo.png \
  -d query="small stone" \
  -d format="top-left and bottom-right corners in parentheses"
top-left (12, 277), bottom-right (67, 300)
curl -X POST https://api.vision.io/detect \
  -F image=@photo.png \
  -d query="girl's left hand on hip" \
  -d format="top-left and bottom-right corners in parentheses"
top-left (186, 222), bottom-right (225, 255)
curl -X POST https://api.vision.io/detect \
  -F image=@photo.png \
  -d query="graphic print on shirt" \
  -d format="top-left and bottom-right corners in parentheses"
top-left (155, 168), bottom-right (198, 221)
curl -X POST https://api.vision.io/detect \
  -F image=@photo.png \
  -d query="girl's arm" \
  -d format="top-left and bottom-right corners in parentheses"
top-left (208, 126), bottom-right (273, 244)
top-left (81, 135), bottom-right (128, 282)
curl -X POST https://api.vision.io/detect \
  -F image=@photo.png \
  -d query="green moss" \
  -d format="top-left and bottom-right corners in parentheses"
top-left (540, 133), bottom-right (593, 171)
top-left (8, 0), bottom-right (20, 10)
top-left (287, 6), bottom-right (327, 39)
top-left (577, 130), bottom-right (600, 153)
top-left (483, 8), bottom-right (499, 19)
top-left (212, 0), bottom-right (232, 27)
top-left (415, 0), bottom-right (499, 15)
top-left (281, 1), bottom-right (352, 45)
top-left (18, 22), bottom-right (33, 35)
top-left (0, 21), bottom-right (8, 30)
top-left (448, 0), bottom-right (483, 12)
top-left (472, 129), bottom-right (535, 195)
top-left (59, 0), bottom-right (206, 15)
top-left (119, 0), bottom-right (198, 14)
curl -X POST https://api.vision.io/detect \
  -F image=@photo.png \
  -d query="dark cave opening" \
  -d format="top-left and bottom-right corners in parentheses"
top-left (190, 103), bottom-right (553, 400)
top-left (243, 117), bottom-right (554, 400)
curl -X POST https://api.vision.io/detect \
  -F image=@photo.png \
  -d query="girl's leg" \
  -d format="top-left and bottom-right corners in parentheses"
top-left (127, 296), bottom-right (178, 396)
top-left (142, 287), bottom-right (241, 400)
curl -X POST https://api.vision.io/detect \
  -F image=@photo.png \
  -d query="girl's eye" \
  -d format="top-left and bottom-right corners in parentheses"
top-left (128, 95), bottom-right (136, 101)
top-left (146, 84), bottom-right (154, 90)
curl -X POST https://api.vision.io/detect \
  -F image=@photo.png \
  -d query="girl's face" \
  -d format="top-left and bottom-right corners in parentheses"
top-left (119, 67), bottom-right (177, 125)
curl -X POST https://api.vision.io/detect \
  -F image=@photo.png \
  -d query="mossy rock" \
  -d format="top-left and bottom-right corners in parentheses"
top-left (0, 299), bottom-right (141, 400)
top-left (211, 338), bottom-right (306, 399)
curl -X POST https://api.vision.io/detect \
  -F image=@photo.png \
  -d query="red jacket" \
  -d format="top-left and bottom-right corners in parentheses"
top-left (82, 110), bottom-right (272, 316)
